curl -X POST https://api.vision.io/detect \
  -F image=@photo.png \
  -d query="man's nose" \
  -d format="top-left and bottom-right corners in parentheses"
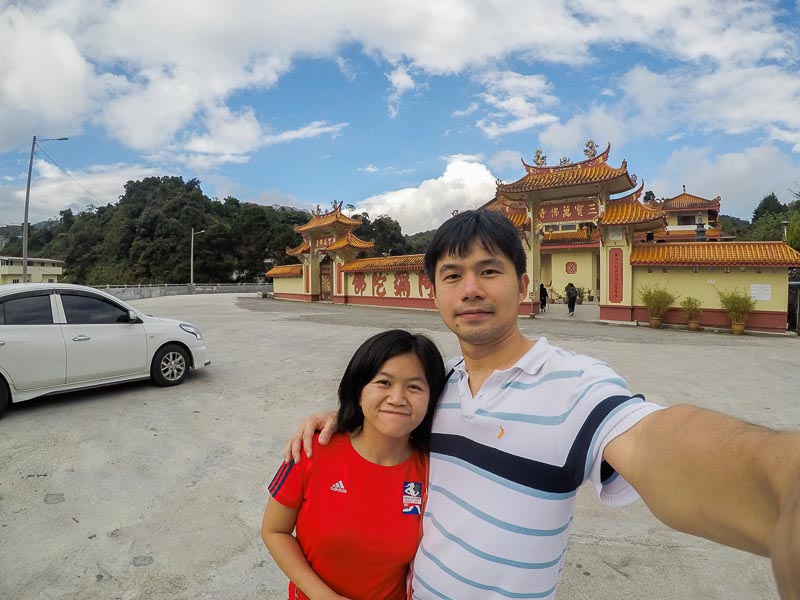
top-left (460, 272), bottom-right (483, 299)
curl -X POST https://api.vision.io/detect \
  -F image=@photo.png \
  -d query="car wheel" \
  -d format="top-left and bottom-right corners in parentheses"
top-left (151, 344), bottom-right (190, 387)
top-left (0, 377), bottom-right (9, 419)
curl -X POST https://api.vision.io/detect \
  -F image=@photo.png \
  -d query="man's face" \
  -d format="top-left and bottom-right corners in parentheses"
top-left (433, 242), bottom-right (529, 347)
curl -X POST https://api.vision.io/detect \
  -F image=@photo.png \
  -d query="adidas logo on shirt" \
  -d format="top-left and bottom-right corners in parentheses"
top-left (329, 480), bottom-right (347, 493)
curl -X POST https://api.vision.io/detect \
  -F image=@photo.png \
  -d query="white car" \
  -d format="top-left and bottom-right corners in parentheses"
top-left (0, 283), bottom-right (211, 417)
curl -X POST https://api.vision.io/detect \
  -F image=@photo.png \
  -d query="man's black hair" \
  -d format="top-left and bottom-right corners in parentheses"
top-left (336, 329), bottom-right (445, 452)
top-left (424, 209), bottom-right (527, 287)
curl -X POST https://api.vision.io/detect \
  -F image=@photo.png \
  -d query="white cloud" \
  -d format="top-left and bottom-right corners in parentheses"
top-left (386, 65), bottom-right (417, 118)
top-left (359, 164), bottom-right (380, 173)
top-left (355, 157), bottom-right (497, 234)
top-left (488, 150), bottom-right (525, 174)
top-left (648, 144), bottom-right (799, 220)
top-left (0, 159), bottom-right (161, 224)
top-left (474, 71), bottom-right (559, 138)
top-left (452, 102), bottom-right (479, 118)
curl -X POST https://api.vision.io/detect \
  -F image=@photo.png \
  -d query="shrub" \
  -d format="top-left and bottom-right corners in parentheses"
top-left (638, 284), bottom-right (678, 319)
top-left (717, 288), bottom-right (756, 324)
top-left (680, 296), bottom-right (702, 322)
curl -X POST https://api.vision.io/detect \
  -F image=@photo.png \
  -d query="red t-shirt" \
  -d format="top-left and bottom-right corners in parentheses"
top-left (268, 433), bottom-right (427, 600)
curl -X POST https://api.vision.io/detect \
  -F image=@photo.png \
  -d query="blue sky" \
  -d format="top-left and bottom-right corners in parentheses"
top-left (1, 0), bottom-right (799, 234)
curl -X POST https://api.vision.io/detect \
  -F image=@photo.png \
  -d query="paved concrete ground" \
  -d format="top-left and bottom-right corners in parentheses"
top-left (1, 293), bottom-right (797, 600)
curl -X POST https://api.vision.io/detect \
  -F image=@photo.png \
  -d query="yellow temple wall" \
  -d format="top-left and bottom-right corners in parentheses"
top-left (272, 273), bottom-right (306, 300)
top-left (631, 267), bottom-right (789, 332)
top-left (545, 249), bottom-right (597, 301)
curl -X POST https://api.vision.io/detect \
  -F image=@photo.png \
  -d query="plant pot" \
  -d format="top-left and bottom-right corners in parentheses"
top-left (648, 317), bottom-right (662, 329)
top-left (687, 321), bottom-right (701, 331)
top-left (730, 322), bottom-right (745, 335)
top-left (587, 295), bottom-right (594, 302)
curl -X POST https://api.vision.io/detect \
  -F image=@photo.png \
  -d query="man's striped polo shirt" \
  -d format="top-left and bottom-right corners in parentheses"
top-left (411, 337), bottom-right (663, 599)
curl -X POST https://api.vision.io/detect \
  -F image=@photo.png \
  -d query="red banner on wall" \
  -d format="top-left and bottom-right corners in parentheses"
top-left (608, 248), bottom-right (623, 303)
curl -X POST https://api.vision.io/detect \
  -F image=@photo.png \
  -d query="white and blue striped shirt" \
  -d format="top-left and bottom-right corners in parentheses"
top-left (411, 337), bottom-right (663, 599)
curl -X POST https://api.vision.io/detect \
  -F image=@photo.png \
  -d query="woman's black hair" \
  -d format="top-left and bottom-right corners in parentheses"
top-left (336, 329), bottom-right (445, 452)
top-left (423, 209), bottom-right (527, 287)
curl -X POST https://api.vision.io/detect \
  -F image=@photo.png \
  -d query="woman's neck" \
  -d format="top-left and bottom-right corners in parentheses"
top-left (349, 429), bottom-right (414, 466)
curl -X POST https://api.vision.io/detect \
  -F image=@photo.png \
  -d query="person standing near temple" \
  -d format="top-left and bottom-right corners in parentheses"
top-left (539, 283), bottom-right (548, 313)
top-left (565, 282), bottom-right (578, 316)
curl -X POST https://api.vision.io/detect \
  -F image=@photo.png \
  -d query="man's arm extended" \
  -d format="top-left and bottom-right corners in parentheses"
top-left (604, 404), bottom-right (800, 597)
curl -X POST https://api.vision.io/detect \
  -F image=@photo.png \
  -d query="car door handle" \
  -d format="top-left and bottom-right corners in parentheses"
top-left (72, 335), bottom-right (91, 342)
top-left (0, 341), bottom-right (5, 346)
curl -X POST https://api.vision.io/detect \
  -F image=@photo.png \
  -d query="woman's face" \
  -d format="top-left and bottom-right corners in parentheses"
top-left (358, 352), bottom-right (430, 443)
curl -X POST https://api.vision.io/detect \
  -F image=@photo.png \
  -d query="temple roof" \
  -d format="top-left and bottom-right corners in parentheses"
top-left (482, 197), bottom-right (530, 230)
top-left (630, 242), bottom-right (800, 267)
top-left (266, 264), bottom-right (303, 277)
top-left (286, 240), bottom-right (310, 256)
top-left (496, 143), bottom-right (637, 199)
top-left (600, 185), bottom-right (666, 229)
top-left (541, 228), bottom-right (600, 247)
top-left (635, 227), bottom-right (722, 242)
top-left (340, 254), bottom-right (425, 273)
top-left (662, 191), bottom-right (721, 212)
top-left (326, 231), bottom-right (375, 251)
top-left (294, 206), bottom-right (362, 233)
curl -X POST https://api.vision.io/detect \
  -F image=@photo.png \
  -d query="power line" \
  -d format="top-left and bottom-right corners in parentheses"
top-left (34, 144), bottom-right (106, 207)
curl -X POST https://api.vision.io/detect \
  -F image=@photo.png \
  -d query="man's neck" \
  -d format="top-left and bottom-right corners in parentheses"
top-left (460, 330), bottom-right (536, 395)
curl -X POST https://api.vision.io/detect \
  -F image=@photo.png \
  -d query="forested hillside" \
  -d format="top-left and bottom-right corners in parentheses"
top-left (4, 176), bottom-right (429, 285)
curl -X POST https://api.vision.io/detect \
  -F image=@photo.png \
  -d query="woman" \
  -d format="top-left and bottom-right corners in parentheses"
top-left (539, 283), bottom-right (548, 313)
top-left (262, 330), bottom-right (445, 600)
top-left (566, 282), bottom-right (578, 317)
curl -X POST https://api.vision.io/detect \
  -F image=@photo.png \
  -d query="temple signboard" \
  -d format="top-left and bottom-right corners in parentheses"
top-left (536, 199), bottom-right (598, 224)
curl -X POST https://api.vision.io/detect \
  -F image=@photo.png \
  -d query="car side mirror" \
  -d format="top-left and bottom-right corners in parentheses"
top-left (128, 310), bottom-right (142, 323)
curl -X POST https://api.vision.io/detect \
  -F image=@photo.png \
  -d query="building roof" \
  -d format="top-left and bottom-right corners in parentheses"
top-left (266, 264), bottom-right (303, 277)
top-left (662, 191), bottom-right (721, 212)
top-left (481, 197), bottom-right (530, 230)
top-left (496, 143), bottom-right (637, 199)
top-left (630, 242), bottom-right (800, 267)
top-left (600, 185), bottom-right (666, 229)
top-left (293, 206), bottom-right (362, 233)
top-left (326, 231), bottom-right (375, 251)
top-left (541, 228), bottom-right (600, 247)
top-left (340, 254), bottom-right (425, 273)
top-left (286, 240), bottom-right (310, 256)
top-left (0, 255), bottom-right (64, 264)
top-left (634, 227), bottom-right (722, 242)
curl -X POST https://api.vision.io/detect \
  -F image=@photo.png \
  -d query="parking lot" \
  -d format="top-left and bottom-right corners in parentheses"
top-left (1, 293), bottom-right (798, 599)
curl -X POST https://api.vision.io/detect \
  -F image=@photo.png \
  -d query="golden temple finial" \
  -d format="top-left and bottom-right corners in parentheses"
top-left (314, 204), bottom-right (322, 216)
top-left (583, 139), bottom-right (598, 158)
top-left (331, 199), bottom-right (343, 211)
top-left (533, 149), bottom-right (547, 167)
top-left (559, 156), bottom-right (571, 166)
top-left (683, 184), bottom-right (686, 193)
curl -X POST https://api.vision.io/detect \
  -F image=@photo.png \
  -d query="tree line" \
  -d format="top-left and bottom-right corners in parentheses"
top-left (1, 176), bottom-right (433, 285)
top-left (3, 176), bottom-right (798, 285)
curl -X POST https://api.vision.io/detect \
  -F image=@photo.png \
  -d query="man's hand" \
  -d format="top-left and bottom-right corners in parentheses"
top-left (283, 411), bottom-right (337, 464)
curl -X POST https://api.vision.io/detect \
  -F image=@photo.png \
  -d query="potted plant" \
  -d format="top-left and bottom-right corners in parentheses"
top-left (638, 284), bottom-right (678, 328)
top-left (680, 296), bottom-right (702, 331)
top-left (576, 287), bottom-right (585, 305)
top-left (717, 288), bottom-right (756, 335)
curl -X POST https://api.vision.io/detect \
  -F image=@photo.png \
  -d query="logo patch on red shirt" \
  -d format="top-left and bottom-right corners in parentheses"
top-left (402, 481), bottom-right (423, 514)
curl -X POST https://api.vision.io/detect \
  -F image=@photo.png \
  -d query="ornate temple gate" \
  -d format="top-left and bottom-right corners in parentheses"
top-left (319, 258), bottom-right (333, 301)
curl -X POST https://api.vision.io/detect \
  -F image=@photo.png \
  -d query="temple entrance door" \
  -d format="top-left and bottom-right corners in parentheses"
top-left (319, 257), bottom-right (332, 301)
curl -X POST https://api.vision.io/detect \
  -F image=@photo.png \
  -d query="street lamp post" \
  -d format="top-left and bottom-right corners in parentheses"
top-left (190, 227), bottom-right (206, 292)
top-left (22, 135), bottom-right (68, 282)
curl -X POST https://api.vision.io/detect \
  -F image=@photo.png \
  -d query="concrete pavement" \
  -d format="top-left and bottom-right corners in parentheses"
top-left (1, 293), bottom-right (797, 599)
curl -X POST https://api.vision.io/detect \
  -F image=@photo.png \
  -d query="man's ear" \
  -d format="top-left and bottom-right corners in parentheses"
top-left (519, 273), bottom-right (530, 302)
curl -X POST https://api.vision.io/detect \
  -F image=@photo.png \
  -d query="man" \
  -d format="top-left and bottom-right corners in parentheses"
top-left (286, 209), bottom-right (800, 599)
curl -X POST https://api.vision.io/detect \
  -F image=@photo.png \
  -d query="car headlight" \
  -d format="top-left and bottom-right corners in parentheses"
top-left (180, 323), bottom-right (203, 340)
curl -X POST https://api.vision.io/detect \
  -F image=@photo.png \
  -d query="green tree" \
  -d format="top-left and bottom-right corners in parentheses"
top-left (751, 192), bottom-right (784, 223)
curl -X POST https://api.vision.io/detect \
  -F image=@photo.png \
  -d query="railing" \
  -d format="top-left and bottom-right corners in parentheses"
top-left (93, 282), bottom-right (273, 301)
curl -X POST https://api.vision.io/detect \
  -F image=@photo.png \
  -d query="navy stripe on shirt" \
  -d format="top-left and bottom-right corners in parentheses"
top-left (430, 395), bottom-right (640, 494)
top-left (268, 460), bottom-right (294, 496)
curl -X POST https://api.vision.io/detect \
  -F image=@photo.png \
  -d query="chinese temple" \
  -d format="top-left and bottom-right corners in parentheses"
top-left (268, 142), bottom-right (800, 333)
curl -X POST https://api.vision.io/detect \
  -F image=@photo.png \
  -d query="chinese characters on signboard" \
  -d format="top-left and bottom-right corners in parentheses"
top-left (536, 200), bottom-right (598, 224)
top-left (609, 248), bottom-right (623, 303)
